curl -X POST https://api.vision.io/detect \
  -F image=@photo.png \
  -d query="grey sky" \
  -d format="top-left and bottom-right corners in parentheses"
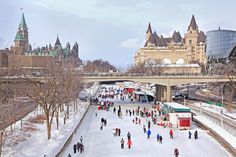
top-left (0, 0), bottom-right (236, 67)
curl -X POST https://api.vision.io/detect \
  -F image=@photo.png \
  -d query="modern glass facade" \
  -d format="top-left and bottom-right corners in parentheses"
top-left (206, 30), bottom-right (236, 61)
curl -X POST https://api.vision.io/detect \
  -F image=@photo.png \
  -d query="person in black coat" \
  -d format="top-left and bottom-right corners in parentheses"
top-left (127, 132), bottom-right (131, 140)
top-left (159, 135), bottom-right (163, 144)
top-left (188, 131), bottom-right (192, 139)
top-left (194, 130), bottom-right (198, 139)
top-left (73, 144), bottom-right (77, 153)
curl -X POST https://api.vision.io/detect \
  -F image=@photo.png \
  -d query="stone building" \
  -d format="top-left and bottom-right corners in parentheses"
top-left (0, 12), bottom-right (80, 68)
top-left (134, 15), bottom-right (206, 73)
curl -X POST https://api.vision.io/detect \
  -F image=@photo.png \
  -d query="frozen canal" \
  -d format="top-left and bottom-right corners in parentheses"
top-left (62, 102), bottom-right (232, 157)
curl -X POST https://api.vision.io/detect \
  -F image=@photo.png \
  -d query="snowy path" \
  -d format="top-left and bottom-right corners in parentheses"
top-left (62, 103), bottom-right (232, 157)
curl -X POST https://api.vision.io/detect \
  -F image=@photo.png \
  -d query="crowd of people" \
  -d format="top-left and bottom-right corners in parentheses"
top-left (68, 85), bottom-right (200, 157)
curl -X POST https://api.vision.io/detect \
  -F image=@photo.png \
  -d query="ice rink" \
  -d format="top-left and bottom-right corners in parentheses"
top-left (62, 102), bottom-right (232, 157)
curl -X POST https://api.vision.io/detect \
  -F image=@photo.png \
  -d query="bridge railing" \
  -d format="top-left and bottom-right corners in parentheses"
top-left (80, 72), bottom-right (226, 78)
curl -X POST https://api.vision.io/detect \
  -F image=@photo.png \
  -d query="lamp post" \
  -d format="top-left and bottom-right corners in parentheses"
top-left (199, 102), bottom-right (202, 115)
top-left (183, 95), bottom-right (186, 106)
top-left (220, 108), bottom-right (223, 128)
top-left (221, 84), bottom-right (224, 105)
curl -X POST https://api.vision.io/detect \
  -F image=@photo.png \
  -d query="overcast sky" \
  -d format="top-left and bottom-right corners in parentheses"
top-left (0, 0), bottom-right (236, 67)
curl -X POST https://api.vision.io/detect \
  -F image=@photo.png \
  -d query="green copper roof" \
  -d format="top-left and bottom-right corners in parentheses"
top-left (49, 50), bottom-right (57, 57)
top-left (14, 33), bottom-right (25, 41)
top-left (19, 13), bottom-right (27, 29)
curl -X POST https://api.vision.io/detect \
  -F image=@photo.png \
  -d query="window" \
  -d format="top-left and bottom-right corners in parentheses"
top-left (189, 40), bottom-right (192, 45)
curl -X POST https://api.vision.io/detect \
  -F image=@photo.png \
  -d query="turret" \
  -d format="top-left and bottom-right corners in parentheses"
top-left (188, 15), bottom-right (198, 32)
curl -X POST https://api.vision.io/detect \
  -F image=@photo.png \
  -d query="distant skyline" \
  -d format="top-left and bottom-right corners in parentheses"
top-left (0, 0), bottom-right (236, 67)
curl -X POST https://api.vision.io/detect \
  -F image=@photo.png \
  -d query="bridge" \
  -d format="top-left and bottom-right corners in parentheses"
top-left (82, 74), bottom-right (235, 102)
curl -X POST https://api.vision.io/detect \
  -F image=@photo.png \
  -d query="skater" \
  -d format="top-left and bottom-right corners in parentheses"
top-left (127, 139), bottom-right (132, 149)
top-left (156, 133), bottom-right (160, 142)
top-left (147, 129), bottom-right (151, 139)
top-left (100, 123), bottom-right (103, 130)
top-left (113, 128), bottom-right (116, 136)
top-left (118, 128), bottom-right (121, 136)
top-left (188, 131), bottom-right (192, 139)
top-left (104, 119), bottom-right (107, 126)
top-left (138, 119), bottom-right (141, 125)
top-left (148, 121), bottom-right (151, 129)
top-left (73, 144), bottom-right (77, 153)
top-left (120, 138), bottom-right (125, 149)
top-left (174, 148), bottom-right (179, 157)
top-left (68, 153), bottom-right (72, 157)
top-left (80, 136), bottom-right (83, 143)
top-left (113, 107), bottom-right (116, 113)
top-left (95, 111), bottom-right (97, 117)
top-left (194, 130), bottom-right (198, 139)
top-left (127, 132), bottom-right (131, 140)
top-left (169, 129), bottom-right (173, 139)
top-left (143, 125), bottom-right (146, 133)
top-left (78, 143), bottom-right (84, 153)
top-left (159, 135), bottom-right (163, 144)
top-left (77, 142), bottom-right (80, 152)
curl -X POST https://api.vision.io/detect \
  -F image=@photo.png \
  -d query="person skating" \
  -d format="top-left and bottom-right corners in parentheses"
top-left (127, 139), bottom-right (132, 149)
top-left (174, 148), bottom-right (179, 157)
top-left (77, 142), bottom-right (80, 152)
top-left (156, 133), bottom-right (160, 142)
top-left (118, 128), bottom-right (121, 136)
top-left (79, 143), bottom-right (84, 153)
top-left (169, 129), bottom-right (173, 139)
top-left (80, 136), bottom-right (83, 143)
top-left (68, 153), bottom-right (72, 157)
top-left (143, 125), bottom-right (146, 133)
top-left (159, 135), bottom-right (163, 144)
top-left (100, 123), bottom-right (103, 130)
top-left (104, 119), bottom-right (107, 126)
top-left (112, 128), bottom-right (116, 136)
top-left (194, 130), bottom-right (198, 139)
top-left (120, 138), bottom-right (125, 149)
top-left (73, 144), bottom-right (77, 154)
top-left (147, 129), bottom-right (151, 139)
top-left (148, 121), bottom-right (151, 129)
top-left (188, 131), bottom-right (192, 139)
top-left (127, 132), bottom-right (131, 140)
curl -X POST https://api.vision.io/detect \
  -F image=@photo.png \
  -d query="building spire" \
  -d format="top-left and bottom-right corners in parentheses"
top-left (146, 22), bottom-right (153, 34)
top-left (19, 8), bottom-right (27, 30)
top-left (55, 34), bottom-right (61, 47)
top-left (188, 15), bottom-right (198, 31)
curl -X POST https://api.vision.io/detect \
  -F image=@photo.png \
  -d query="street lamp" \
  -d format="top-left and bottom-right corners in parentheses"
top-left (199, 102), bottom-right (202, 115)
top-left (220, 108), bottom-right (223, 127)
top-left (221, 84), bottom-right (224, 105)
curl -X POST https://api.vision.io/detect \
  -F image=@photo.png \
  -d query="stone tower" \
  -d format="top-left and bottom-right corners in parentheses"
top-left (12, 12), bottom-right (29, 55)
top-left (144, 23), bottom-right (155, 47)
top-left (184, 15), bottom-right (206, 64)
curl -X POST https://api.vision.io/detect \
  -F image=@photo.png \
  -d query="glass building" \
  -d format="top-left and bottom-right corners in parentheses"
top-left (206, 29), bottom-right (236, 63)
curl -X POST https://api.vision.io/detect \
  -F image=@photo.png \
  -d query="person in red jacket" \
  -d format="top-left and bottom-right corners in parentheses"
top-left (127, 139), bottom-right (132, 149)
top-left (169, 129), bottom-right (173, 139)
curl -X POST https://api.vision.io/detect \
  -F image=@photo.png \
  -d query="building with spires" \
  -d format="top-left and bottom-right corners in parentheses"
top-left (134, 15), bottom-right (206, 74)
top-left (0, 12), bottom-right (80, 68)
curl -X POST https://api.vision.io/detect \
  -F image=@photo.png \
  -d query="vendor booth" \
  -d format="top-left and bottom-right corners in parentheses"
top-left (162, 102), bottom-right (191, 130)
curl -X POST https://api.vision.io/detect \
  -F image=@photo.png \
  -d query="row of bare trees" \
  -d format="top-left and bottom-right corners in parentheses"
top-left (19, 61), bottom-right (83, 140)
top-left (0, 60), bottom-right (83, 156)
top-left (127, 59), bottom-right (164, 75)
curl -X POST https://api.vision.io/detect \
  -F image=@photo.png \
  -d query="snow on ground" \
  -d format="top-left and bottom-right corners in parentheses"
top-left (194, 115), bottom-right (236, 149)
top-left (3, 101), bottom-right (89, 157)
top-left (192, 102), bottom-right (236, 119)
top-left (62, 102), bottom-right (232, 157)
